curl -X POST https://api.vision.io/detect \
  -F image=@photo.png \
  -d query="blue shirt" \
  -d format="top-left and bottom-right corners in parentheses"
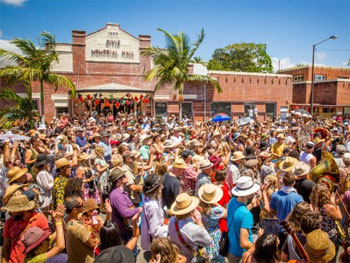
top-left (98, 141), bottom-right (112, 161)
top-left (227, 198), bottom-right (253, 257)
top-left (76, 135), bottom-right (86, 148)
top-left (270, 190), bottom-right (303, 229)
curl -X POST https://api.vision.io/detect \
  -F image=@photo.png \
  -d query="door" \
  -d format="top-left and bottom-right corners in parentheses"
top-left (266, 102), bottom-right (276, 119)
top-left (244, 103), bottom-right (255, 117)
top-left (182, 102), bottom-right (193, 119)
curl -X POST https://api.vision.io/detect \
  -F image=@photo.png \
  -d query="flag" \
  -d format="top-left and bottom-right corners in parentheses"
top-left (115, 101), bottom-right (120, 109)
top-left (109, 94), bottom-right (114, 99)
top-left (87, 95), bottom-right (92, 100)
top-left (140, 95), bottom-right (143, 100)
top-left (134, 96), bottom-right (139, 102)
top-left (78, 94), bottom-right (83, 102)
top-left (142, 98), bottom-right (149, 104)
top-left (105, 100), bottom-right (110, 107)
top-left (122, 100), bottom-right (126, 105)
top-left (125, 100), bottom-right (130, 105)
top-left (94, 99), bottom-right (100, 106)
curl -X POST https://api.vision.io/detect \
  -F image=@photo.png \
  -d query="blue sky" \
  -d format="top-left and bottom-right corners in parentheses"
top-left (0, 0), bottom-right (349, 71)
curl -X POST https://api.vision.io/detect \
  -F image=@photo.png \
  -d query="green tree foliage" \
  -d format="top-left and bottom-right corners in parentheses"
top-left (207, 42), bottom-right (273, 73)
top-left (0, 32), bottom-right (75, 124)
top-left (141, 28), bottom-right (221, 120)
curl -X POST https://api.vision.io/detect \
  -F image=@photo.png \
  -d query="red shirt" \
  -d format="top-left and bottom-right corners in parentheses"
top-left (218, 182), bottom-right (231, 232)
top-left (3, 212), bottom-right (49, 263)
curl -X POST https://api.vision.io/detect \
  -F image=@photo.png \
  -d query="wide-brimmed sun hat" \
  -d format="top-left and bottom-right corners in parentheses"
top-left (245, 159), bottom-right (259, 168)
top-left (305, 229), bottom-right (335, 263)
top-left (140, 134), bottom-right (151, 143)
top-left (3, 183), bottom-right (28, 205)
top-left (163, 140), bottom-right (176, 149)
top-left (37, 124), bottom-right (47, 131)
top-left (313, 137), bottom-right (325, 145)
top-left (83, 199), bottom-right (99, 213)
top-left (173, 158), bottom-right (187, 169)
top-left (232, 176), bottom-right (260, 197)
top-left (22, 227), bottom-right (52, 255)
top-left (279, 157), bottom-right (298, 172)
top-left (130, 150), bottom-right (140, 159)
top-left (143, 174), bottom-right (163, 194)
top-left (55, 158), bottom-right (70, 169)
top-left (189, 139), bottom-right (201, 148)
top-left (292, 161), bottom-right (311, 177)
top-left (199, 159), bottom-right (213, 170)
top-left (101, 131), bottom-right (111, 137)
top-left (35, 154), bottom-right (48, 168)
top-left (92, 133), bottom-right (101, 139)
top-left (7, 166), bottom-right (28, 184)
top-left (259, 141), bottom-right (270, 151)
top-left (122, 133), bottom-right (130, 142)
top-left (259, 151), bottom-right (271, 160)
top-left (169, 192), bottom-right (200, 215)
top-left (198, 184), bottom-right (223, 204)
top-left (2, 194), bottom-right (36, 212)
top-left (277, 133), bottom-right (285, 139)
top-left (231, 151), bottom-right (246, 162)
top-left (78, 153), bottom-right (91, 161)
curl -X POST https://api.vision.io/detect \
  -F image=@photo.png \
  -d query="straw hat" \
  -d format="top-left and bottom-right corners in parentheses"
top-left (279, 157), bottom-right (298, 172)
top-left (231, 151), bottom-right (245, 162)
top-left (173, 158), bottom-right (187, 169)
top-left (78, 153), bottom-right (91, 161)
top-left (83, 199), bottom-right (99, 213)
top-left (92, 133), bottom-right (101, 139)
top-left (131, 150), bottom-right (140, 159)
top-left (292, 161), bottom-right (311, 177)
top-left (259, 151), bottom-right (271, 160)
top-left (140, 134), bottom-right (151, 143)
top-left (7, 166), bottom-right (28, 184)
top-left (189, 139), bottom-right (201, 148)
top-left (313, 137), bottom-right (325, 145)
top-left (277, 133), bottom-right (285, 139)
top-left (245, 159), bottom-right (259, 168)
top-left (2, 194), bottom-right (36, 212)
top-left (232, 176), bottom-right (260, 197)
top-left (198, 184), bottom-right (223, 204)
top-left (305, 229), bottom-right (335, 262)
top-left (199, 159), bottom-right (213, 170)
top-left (55, 158), bottom-right (70, 169)
top-left (169, 193), bottom-right (200, 215)
top-left (3, 183), bottom-right (28, 205)
top-left (163, 140), bottom-right (176, 149)
top-left (122, 133), bottom-right (130, 142)
top-left (22, 227), bottom-right (51, 255)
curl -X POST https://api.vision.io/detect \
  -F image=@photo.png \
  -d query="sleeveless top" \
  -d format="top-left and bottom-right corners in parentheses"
top-left (287, 235), bottom-right (303, 261)
top-left (320, 206), bottom-right (337, 241)
top-left (28, 149), bottom-right (38, 177)
top-left (299, 151), bottom-right (313, 166)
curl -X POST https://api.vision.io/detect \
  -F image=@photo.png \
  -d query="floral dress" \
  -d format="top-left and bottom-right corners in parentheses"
top-left (78, 213), bottom-right (103, 245)
top-left (52, 175), bottom-right (68, 210)
top-left (82, 168), bottom-right (101, 204)
top-left (202, 206), bottom-right (225, 263)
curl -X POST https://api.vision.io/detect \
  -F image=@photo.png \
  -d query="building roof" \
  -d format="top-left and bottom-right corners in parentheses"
top-left (278, 65), bottom-right (350, 73)
top-left (208, 70), bottom-right (292, 78)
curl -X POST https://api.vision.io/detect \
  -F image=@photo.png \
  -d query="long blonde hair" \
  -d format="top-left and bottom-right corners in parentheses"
top-left (150, 237), bottom-right (177, 263)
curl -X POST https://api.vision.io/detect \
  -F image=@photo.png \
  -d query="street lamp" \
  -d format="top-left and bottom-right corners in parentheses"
top-left (310, 35), bottom-right (338, 116)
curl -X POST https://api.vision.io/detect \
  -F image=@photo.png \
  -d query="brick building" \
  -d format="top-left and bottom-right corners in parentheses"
top-left (1, 23), bottom-right (294, 121)
top-left (279, 65), bottom-right (350, 118)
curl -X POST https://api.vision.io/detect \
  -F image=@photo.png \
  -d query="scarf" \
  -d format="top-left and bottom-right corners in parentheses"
top-left (281, 186), bottom-right (297, 194)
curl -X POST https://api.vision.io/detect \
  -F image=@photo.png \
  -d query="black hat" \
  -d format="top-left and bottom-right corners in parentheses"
top-left (181, 150), bottom-right (192, 159)
top-left (143, 174), bottom-right (163, 194)
top-left (35, 154), bottom-right (48, 168)
top-left (109, 168), bottom-right (125, 183)
top-left (94, 246), bottom-right (135, 263)
top-left (259, 142), bottom-right (270, 151)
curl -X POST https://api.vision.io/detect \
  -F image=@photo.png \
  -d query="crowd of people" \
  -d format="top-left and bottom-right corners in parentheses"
top-left (1, 110), bottom-right (350, 263)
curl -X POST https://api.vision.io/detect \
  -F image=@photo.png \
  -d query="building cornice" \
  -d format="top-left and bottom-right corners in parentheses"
top-left (208, 70), bottom-right (292, 78)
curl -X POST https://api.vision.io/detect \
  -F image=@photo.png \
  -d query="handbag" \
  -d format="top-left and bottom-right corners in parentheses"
top-left (175, 220), bottom-right (209, 263)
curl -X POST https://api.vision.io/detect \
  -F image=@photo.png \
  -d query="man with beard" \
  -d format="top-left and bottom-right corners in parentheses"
top-left (1, 192), bottom-right (49, 263)
top-left (122, 151), bottom-right (143, 206)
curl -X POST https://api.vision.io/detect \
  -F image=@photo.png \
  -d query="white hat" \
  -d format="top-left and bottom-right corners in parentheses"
top-left (122, 133), bottom-right (130, 142)
top-left (88, 117), bottom-right (96, 123)
top-left (37, 124), bottom-right (46, 131)
top-left (199, 159), bottom-right (213, 170)
top-left (232, 176), bottom-right (260, 197)
top-left (292, 161), bottom-right (311, 176)
top-left (140, 134), bottom-right (151, 143)
top-left (163, 140), bottom-right (176, 149)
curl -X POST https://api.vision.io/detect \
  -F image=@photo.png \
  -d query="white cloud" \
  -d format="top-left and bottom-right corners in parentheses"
top-left (316, 52), bottom-right (327, 61)
top-left (0, 0), bottom-right (27, 6)
top-left (0, 39), bottom-right (21, 68)
top-left (272, 57), bottom-right (295, 72)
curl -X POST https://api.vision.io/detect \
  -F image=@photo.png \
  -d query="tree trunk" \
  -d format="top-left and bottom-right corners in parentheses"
top-left (40, 79), bottom-right (45, 124)
top-left (28, 84), bottom-right (33, 129)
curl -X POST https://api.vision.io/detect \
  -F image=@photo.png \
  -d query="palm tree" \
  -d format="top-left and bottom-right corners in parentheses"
top-left (141, 28), bottom-right (222, 120)
top-left (0, 82), bottom-right (38, 128)
top-left (191, 56), bottom-right (207, 66)
top-left (0, 32), bottom-right (75, 124)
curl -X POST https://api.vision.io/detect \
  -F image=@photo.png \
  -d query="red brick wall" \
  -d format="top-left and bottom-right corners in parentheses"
top-left (281, 66), bottom-right (350, 81)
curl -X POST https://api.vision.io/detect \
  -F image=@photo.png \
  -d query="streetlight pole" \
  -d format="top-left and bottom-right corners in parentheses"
top-left (310, 35), bottom-right (338, 116)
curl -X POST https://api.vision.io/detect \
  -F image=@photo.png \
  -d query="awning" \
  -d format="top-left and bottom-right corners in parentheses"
top-left (76, 82), bottom-right (153, 98)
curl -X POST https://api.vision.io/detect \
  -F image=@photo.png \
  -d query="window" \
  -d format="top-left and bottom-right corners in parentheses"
top-left (315, 75), bottom-right (326, 81)
top-left (266, 103), bottom-right (276, 119)
top-left (56, 107), bottom-right (69, 115)
top-left (211, 102), bottom-right (231, 117)
top-left (338, 76), bottom-right (349, 79)
top-left (182, 102), bottom-right (193, 119)
top-left (32, 99), bottom-right (39, 111)
top-left (244, 103), bottom-right (255, 117)
top-left (155, 102), bottom-right (168, 117)
top-left (293, 75), bottom-right (304, 82)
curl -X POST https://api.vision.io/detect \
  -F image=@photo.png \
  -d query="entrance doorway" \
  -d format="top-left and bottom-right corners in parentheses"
top-left (266, 102), bottom-right (276, 119)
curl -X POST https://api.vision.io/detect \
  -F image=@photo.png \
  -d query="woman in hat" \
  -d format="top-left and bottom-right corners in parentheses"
top-left (76, 153), bottom-right (100, 204)
top-left (95, 146), bottom-right (109, 211)
top-left (35, 154), bottom-right (54, 212)
top-left (52, 158), bottom-right (71, 210)
top-left (305, 229), bottom-right (336, 263)
top-left (141, 174), bottom-right (168, 252)
top-left (23, 204), bottom-right (67, 263)
top-left (78, 199), bottom-right (105, 246)
top-left (198, 184), bottom-right (226, 263)
top-left (168, 193), bottom-right (211, 263)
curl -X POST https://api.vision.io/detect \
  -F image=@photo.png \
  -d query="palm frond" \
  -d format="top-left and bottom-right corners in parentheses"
top-left (44, 73), bottom-right (76, 97)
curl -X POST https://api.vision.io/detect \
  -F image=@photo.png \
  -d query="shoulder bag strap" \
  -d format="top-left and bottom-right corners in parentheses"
top-left (175, 220), bottom-right (196, 255)
top-left (13, 213), bottom-right (40, 241)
